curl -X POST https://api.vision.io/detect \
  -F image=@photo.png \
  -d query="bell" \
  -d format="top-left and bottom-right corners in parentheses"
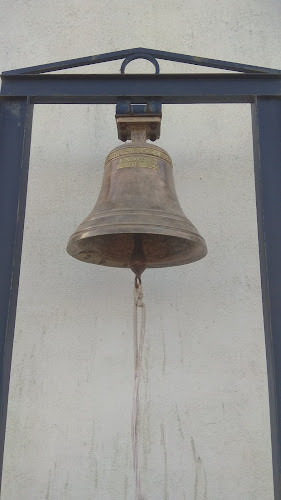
top-left (67, 115), bottom-right (207, 277)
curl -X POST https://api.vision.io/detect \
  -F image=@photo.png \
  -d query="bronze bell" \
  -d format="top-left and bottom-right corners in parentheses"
top-left (67, 112), bottom-right (207, 278)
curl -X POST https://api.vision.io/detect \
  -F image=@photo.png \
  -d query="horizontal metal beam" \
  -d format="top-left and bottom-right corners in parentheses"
top-left (1, 73), bottom-right (281, 104)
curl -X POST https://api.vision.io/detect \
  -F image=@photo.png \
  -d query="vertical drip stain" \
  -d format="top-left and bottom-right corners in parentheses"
top-left (162, 328), bottom-right (166, 375)
top-left (191, 436), bottom-right (208, 500)
top-left (161, 423), bottom-right (168, 500)
top-left (175, 404), bottom-right (184, 441)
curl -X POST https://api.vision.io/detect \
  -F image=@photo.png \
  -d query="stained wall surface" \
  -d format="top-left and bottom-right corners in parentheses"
top-left (1, 1), bottom-right (280, 499)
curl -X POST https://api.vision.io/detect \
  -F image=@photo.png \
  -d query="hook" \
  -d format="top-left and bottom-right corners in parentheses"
top-left (120, 53), bottom-right (160, 75)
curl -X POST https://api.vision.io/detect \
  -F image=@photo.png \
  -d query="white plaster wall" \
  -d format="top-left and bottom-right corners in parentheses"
top-left (1, 1), bottom-right (280, 499)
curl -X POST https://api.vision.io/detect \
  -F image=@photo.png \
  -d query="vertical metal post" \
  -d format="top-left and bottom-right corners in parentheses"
top-left (252, 97), bottom-right (281, 499)
top-left (0, 97), bottom-right (33, 487)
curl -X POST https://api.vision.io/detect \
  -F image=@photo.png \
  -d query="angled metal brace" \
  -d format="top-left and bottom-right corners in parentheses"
top-left (2, 47), bottom-right (281, 76)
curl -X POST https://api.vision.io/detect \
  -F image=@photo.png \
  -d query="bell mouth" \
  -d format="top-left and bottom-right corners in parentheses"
top-left (67, 232), bottom-right (207, 269)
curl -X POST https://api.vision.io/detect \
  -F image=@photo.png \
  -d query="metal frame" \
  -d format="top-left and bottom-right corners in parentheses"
top-left (0, 48), bottom-right (281, 497)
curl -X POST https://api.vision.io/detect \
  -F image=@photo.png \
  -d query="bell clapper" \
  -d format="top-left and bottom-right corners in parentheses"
top-left (129, 233), bottom-right (147, 281)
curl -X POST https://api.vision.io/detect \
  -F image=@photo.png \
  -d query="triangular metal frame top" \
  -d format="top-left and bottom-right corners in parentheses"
top-left (2, 47), bottom-right (281, 75)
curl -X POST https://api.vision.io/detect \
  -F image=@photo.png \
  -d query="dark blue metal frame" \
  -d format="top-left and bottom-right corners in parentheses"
top-left (1, 48), bottom-right (281, 498)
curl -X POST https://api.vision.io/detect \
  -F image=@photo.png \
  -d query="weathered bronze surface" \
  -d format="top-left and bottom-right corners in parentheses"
top-left (105, 146), bottom-right (172, 167)
top-left (67, 126), bottom-right (207, 273)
